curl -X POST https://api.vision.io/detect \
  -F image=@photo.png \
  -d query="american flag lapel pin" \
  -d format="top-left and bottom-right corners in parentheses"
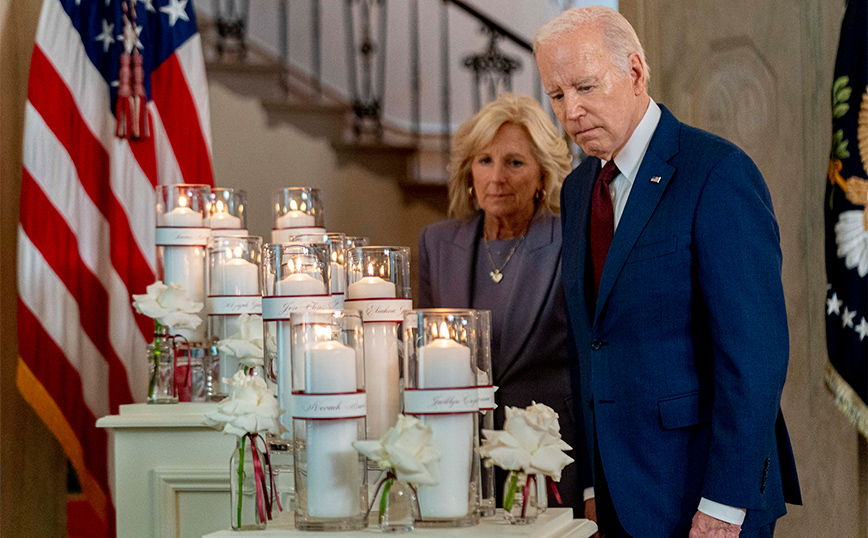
top-left (650, 176), bottom-right (661, 183)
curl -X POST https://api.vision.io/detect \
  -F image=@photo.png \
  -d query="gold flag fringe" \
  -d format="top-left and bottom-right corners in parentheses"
top-left (825, 362), bottom-right (868, 440)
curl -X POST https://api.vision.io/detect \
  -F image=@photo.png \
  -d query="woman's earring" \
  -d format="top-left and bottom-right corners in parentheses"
top-left (468, 186), bottom-right (476, 199)
top-left (535, 188), bottom-right (546, 202)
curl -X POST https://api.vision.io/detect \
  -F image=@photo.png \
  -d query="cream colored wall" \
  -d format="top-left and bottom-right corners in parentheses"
top-left (0, 1), bottom-right (68, 537)
top-left (208, 82), bottom-right (446, 289)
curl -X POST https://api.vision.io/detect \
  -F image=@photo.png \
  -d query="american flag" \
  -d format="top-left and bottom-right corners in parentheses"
top-left (825, 0), bottom-right (868, 440)
top-left (16, 0), bottom-right (213, 534)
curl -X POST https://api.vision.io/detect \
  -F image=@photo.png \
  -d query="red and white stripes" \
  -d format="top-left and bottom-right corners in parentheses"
top-left (17, 0), bottom-right (214, 531)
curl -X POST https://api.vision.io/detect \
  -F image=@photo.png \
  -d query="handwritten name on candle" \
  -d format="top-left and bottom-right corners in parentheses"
top-left (155, 227), bottom-right (211, 246)
top-left (292, 393), bottom-right (367, 419)
top-left (403, 388), bottom-right (480, 414)
top-left (478, 386), bottom-right (496, 411)
top-left (207, 296), bottom-right (262, 315)
top-left (344, 298), bottom-right (413, 323)
top-left (261, 296), bottom-right (332, 320)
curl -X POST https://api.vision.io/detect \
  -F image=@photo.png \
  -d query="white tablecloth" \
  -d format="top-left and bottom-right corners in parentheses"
top-left (203, 508), bottom-right (597, 538)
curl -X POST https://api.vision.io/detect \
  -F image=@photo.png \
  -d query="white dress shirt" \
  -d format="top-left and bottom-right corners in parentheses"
top-left (582, 98), bottom-right (746, 526)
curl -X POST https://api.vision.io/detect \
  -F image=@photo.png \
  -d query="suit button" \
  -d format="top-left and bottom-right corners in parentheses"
top-left (590, 338), bottom-right (602, 351)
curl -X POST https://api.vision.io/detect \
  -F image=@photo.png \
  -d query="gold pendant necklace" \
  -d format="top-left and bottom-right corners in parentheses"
top-left (483, 235), bottom-right (525, 283)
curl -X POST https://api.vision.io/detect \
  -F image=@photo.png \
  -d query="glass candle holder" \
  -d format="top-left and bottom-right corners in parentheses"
top-left (475, 310), bottom-right (496, 517)
top-left (155, 184), bottom-right (211, 344)
top-left (207, 236), bottom-right (263, 398)
top-left (262, 243), bottom-right (332, 440)
top-left (291, 310), bottom-right (367, 531)
top-left (206, 188), bottom-right (248, 235)
top-left (345, 247), bottom-right (412, 442)
top-left (272, 187), bottom-right (325, 243)
top-left (289, 233), bottom-right (348, 310)
top-left (147, 326), bottom-right (176, 404)
top-left (402, 309), bottom-right (480, 528)
top-left (345, 236), bottom-right (370, 249)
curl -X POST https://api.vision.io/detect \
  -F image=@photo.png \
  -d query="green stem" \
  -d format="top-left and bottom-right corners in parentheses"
top-left (237, 436), bottom-right (246, 527)
top-left (503, 472), bottom-right (519, 512)
top-left (378, 476), bottom-right (394, 524)
top-left (148, 321), bottom-right (164, 400)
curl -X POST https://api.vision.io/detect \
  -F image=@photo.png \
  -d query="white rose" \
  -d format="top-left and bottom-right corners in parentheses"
top-left (353, 415), bottom-right (441, 486)
top-left (479, 403), bottom-right (574, 481)
top-left (217, 314), bottom-right (264, 366)
top-left (132, 281), bottom-right (203, 330)
top-left (205, 371), bottom-right (284, 437)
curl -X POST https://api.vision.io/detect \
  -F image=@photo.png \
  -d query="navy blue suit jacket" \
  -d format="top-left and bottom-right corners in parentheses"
top-left (561, 106), bottom-right (800, 537)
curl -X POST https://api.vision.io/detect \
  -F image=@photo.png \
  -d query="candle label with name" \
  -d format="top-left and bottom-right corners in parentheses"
top-left (403, 388), bottom-right (480, 415)
top-left (292, 392), bottom-right (367, 420)
top-left (207, 296), bottom-right (262, 315)
top-left (344, 298), bottom-right (413, 323)
top-left (477, 386), bottom-right (496, 411)
top-left (155, 227), bottom-right (211, 246)
top-left (262, 295), bottom-right (332, 321)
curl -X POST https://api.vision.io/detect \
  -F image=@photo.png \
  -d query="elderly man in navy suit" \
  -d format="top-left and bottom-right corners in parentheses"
top-left (534, 7), bottom-right (801, 538)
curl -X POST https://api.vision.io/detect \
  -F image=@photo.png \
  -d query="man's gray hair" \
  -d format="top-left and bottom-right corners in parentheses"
top-left (533, 6), bottom-right (650, 86)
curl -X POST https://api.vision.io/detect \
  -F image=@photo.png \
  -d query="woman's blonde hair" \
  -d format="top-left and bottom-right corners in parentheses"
top-left (447, 93), bottom-right (572, 219)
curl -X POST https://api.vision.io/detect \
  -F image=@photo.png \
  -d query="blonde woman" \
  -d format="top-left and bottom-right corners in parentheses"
top-left (417, 92), bottom-right (586, 511)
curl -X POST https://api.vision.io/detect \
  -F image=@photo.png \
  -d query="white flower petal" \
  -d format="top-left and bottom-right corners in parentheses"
top-left (484, 446), bottom-right (531, 471)
top-left (530, 446), bottom-right (574, 482)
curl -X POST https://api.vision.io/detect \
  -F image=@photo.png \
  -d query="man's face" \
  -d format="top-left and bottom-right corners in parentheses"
top-left (536, 25), bottom-right (647, 161)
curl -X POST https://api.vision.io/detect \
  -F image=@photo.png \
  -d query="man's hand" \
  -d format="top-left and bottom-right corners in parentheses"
top-left (689, 511), bottom-right (741, 538)
top-left (584, 498), bottom-right (602, 538)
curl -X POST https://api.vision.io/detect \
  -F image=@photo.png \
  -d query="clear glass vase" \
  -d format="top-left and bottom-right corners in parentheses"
top-left (230, 436), bottom-right (269, 531)
top-left (377, 473), bottom-right (418, 533)
top-left (537, 473), bottom-right (548, 514)
top-left (147, 328), bottom-right (177, 404)
top-left (502, 471), bottom-right (538, 525)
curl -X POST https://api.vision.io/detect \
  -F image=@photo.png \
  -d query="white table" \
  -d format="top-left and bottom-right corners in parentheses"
top-left (98, 405), bottom-right (596, 538)
top-left (97, 403), bottom-right (238, 538)
top-left (204, 508), bottom-right (597, 538)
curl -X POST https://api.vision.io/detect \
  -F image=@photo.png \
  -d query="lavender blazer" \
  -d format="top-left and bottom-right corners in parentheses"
top-left (417, 211), bottom-right (588, 510)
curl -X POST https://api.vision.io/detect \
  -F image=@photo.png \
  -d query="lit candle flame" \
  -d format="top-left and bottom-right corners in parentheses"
top-left (313, 324), bottom-right (332, 340)
top-left (439, 321), bottom-right (449, 339)
top-left (178, 196), bottom-right (188, 208)
top-left (215, 200), bottom-right (225, 213)
top-left (233, 246), bottom-right (243, 259)
top-left (289, 199), bottom-right (299, 211)
top-left (367, 263), bottom-right (374, 277)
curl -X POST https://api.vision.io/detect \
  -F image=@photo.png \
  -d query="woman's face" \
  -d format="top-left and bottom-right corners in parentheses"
top-left (470, 123), bottom-right (543, 222)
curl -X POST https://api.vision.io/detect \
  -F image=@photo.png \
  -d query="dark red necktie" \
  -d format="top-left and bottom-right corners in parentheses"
top-left (590, 160), bottom-right (619, 298)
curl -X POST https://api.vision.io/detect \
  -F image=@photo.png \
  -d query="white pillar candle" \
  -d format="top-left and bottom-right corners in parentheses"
top-left (329, 262), bottom-right (346, 310)
top-left (417, 338), bottom-right (474, 518)
top-left (213, 257), bottom-right (259, 391)
top-left (305, 340), bottom-right (360, 518)
top-left (276, 274), bottom-right (328, 437)
top-left (208, 210), bottom-right (242, 229)
top-left (347, 276), bottom-right (396, 299)
top-left (346, 276), bottom-right (399, 440)
top-left (163, 206), bottom-right (202, 227)
top-left (276, 211), bottom-right (316, 229)
top-left (162, 207), bottom-right (206, 342)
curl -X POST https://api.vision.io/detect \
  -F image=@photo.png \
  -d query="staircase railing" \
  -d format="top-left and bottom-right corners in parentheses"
top-left (205, 0), bottom-right (556, 182)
